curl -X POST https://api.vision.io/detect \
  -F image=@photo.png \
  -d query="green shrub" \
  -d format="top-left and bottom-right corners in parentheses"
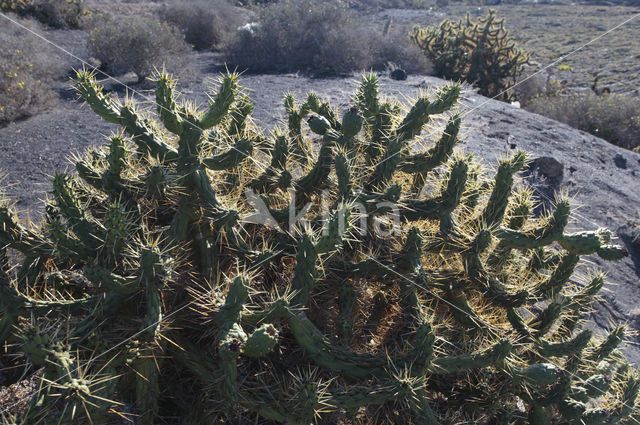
top-left (0, 16), bottom-right (58, 124)
top-left (412, 10), bottom-right (530, 101)
top-left (1, 0), bottom-right (85, 28)
top-left (223, 0), bottom-right (431, 74)
top-left (0, 69), bottom-right (637, 424)
top-left (527, 91), bottom-right (640, 151)
top-left (159, 0), bottom-right (240, 51)
top-left (88, 16), bottom-right (188, 81)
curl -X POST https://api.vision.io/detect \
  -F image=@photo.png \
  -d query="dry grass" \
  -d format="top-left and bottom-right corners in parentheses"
top-left (526, 91), bottom-right (640, 150)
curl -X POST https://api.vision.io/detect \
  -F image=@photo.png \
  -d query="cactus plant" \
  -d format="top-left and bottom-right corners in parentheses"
top-left (0, 70), bottom-right (636, 425)
top-left (411, 10), bottom-right (530, 101)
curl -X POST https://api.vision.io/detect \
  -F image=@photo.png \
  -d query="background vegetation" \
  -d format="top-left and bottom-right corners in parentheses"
top-left (87, 15), bottom-right (188, 81)
top-left (159, 0), bottom-right (239, 51)
top-left (223, 0), bottom-right (432, 74)
top-left (1, 0), bottom-right (638, 153)
top-left (527, 91), bottom-right (640, 151)
top-left (377, 4), bottom-right (640, 95)
top-left (0, 0), bottom-right (85, 28)
top-left (0, 15), bottom-right (59, 124)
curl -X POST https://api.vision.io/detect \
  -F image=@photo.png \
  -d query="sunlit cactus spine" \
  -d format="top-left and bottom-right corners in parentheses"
top-left (0, 69), bottom-right (636, 425)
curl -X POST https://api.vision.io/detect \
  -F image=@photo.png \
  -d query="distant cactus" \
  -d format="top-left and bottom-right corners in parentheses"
top-left (0, 70), bottom-right (636, 424)
top-left (412, 10), bottom-right (530, 101)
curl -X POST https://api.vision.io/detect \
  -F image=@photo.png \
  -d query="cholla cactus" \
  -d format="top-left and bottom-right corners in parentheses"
top-left (411, 10), bottom-right (530, 101)
top-left (0, 70), bottom-right (636, 425)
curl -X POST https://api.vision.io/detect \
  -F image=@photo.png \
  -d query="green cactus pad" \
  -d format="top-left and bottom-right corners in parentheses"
top-left (243, 324), bottom-right (279, 358)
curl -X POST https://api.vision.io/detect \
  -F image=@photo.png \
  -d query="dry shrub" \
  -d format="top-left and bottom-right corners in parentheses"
top-left (0, 15), bottom-right (59, 124)
top-left (236, 0), bottom-right (275, 4)
top-left (29, 0), bottom-right (85, 28)
top-left (376, 28), bottom-right (434, 74)
top-left (527, 91), bottom-right (640, 151)
top-left (514, 72), bottom-right (563, 107)
top-left (159, 0), bottom-right (240, 51)
top-left (0, 0), bottom-right (30, 13)
top-left (347, 0), bottom-right (431, 7)
top-left (223, 0), bottom-right (432, 75)
top-left (0, 0), bottom-right (85, 28)
top-left (88, 16), bottom-right (188, 81)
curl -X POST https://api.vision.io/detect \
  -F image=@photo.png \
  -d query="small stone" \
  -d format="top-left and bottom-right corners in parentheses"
top-left (524, 157), bottom-right (564, 217)
top-left (87, 57), bottom-right (102, 69)
top-left (527, 156), bottom-right (564, 184)
top-left (390, 68), bottom-right (407, 81)
top-left (614, 154), bottom-right (627, 169)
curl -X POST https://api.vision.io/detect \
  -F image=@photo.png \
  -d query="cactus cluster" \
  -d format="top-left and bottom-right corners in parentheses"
top-left (411, 10), bottom-right (530, 101)
top-left (0, 70), bottom-right (637, 424)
